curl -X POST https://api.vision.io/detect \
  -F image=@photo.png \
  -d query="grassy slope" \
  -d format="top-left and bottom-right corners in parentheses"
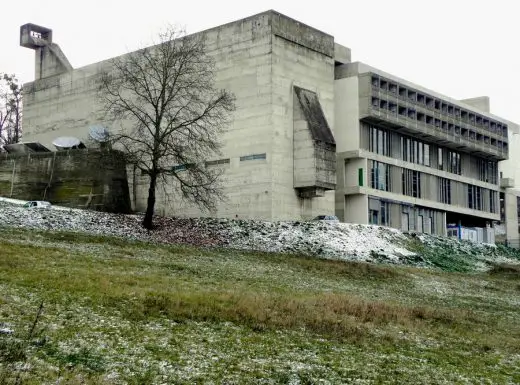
top-left (1, 227), bottom-right (519, 384)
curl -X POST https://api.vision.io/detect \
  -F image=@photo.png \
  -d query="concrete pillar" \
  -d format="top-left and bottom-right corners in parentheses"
top-left (504, 191), bottom-right (519, 246)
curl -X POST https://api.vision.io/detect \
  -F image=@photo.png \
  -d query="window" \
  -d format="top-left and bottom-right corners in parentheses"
top-left (412, 171), bottom-right (421, 198)
top-left (205, 158), bottom-right (230, 167)
top-left (370, 161), bottom-right (390, 191)
top-left (447, 151), bottom-right (461, 175)
top-left (468, 185), bottom-right (483, 210)
top-left (439, 178), bottom-right (451, 204)
top-left (172, 163), bottom-right (195, 172)
top-left (400, 136), bottom-right (431, 166)
top-left (402, 169), bottom-right (421, 198)
top-left (240, 153), bottom-right (266, 161)
top-left (377, 129), bottom-right (384, 154)
top-left (368, 126), bottom-right (390, 156)
top-left (476, 187), bottom-right (482, 211)
top-left (380, 201), bottom-right (390, 226)
top-left (438, 148), bottom-right (443, 170)
top-left (478, 159), bottom-right (498, 184)
top-left (369, 209), bottom-right (379, 225)
top-left (424, 144), bottom-right (430, 166)
top-left (490, 191), bottom-right (497, 214)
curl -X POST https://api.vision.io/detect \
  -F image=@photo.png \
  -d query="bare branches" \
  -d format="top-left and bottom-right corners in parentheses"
top-left (0, 73), bottom-right (22, 148)
top-left (98, 25), bottom-right (235, 229)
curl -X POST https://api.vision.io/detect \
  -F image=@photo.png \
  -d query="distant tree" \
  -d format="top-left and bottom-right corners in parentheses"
top-left (0, 73), bottom-right (23, 147)
top-left (99, 26), bottom-right (235, 229)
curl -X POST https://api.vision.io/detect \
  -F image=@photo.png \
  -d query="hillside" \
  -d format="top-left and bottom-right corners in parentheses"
top-left (1, 198), bottom-right (520, 273)
top-left (1, 226), bottom-right (519, 384)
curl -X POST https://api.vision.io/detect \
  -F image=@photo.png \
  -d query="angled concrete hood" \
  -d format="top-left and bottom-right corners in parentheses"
top-left (293, 86), bottom-right (336, 198)
top-left (20, 23), bottom-right (73, 80)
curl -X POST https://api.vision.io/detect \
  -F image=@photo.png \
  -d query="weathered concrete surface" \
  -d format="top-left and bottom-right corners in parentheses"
top-left (293, 87), bottom-right (336, 197)
top-left (21, 10), bottom-right (339, 221)
top-left (0, 150), bottom-right (130, 213)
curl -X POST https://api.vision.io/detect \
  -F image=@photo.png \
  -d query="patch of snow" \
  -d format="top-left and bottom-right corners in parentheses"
top-left (1, 197), bottom-right (519, 271)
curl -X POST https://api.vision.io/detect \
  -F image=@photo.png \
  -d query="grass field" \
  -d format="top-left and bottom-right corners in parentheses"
top-left (1, 227), bottom-right (520, 384)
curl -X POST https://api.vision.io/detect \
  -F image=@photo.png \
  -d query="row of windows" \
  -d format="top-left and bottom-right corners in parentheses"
top-left (370, 97), bottom-right (508, 150)
top-left (239, 153), bottom-right (267, 161)
top-left (401, 138), bottom-right (430, 166)
top-left (367, 162), bottom-right (499, 213)
top-left (477, 159), bottom-right (498, 184)
top-left (368, 126), bottom-right (390, 157)
top-left (370, 74), bottom-right (508, 137)
top-left (467, 185), bottom-right (482, 211)
top-left (172, 153), bottom-right (267, 171)
top-left (364, 124), bottom-right (499, 182)
top-left (205, 158), bottom-right (230, 167)
top-left (369, 125), bottom-right (432, 168)
top-left (368, 199), bottom-right (439, 234)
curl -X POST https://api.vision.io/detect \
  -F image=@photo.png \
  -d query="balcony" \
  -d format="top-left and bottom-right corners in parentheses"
top-left (360, 102), bottom-right (508, 160)
top-left (500, 178), bottom-right (515, 189)
top-left (366, 73), bottom-right (509, 142)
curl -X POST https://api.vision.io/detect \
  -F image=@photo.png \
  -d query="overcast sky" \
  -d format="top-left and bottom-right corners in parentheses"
top-left (1, 0), bottom-right (518, 123)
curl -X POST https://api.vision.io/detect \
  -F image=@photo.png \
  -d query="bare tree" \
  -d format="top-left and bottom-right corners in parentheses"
top-left (99, 26), bottom-right (235, 229)
top-left (0, 73), bottom-right (23, 147)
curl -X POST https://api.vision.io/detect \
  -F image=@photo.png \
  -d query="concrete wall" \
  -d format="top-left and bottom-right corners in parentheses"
top-left (499, 130), bottom-right (520, 185)
top-left (336, 157), bottom-right (366, 221)
top-left (21, 11), bottom-right (338, 221)
top-left (460, 96), bottom-right (490, 113)
top-left (504, 190), bottom-right (519, 243)
top-left (344, 194), bottom-right (368, 224)
top-left (334, 76), bottom-right (360, 152)
top-left (268, 32), bottom-right (335, 220)
top-left (0, 150), bottom-right (130, 212)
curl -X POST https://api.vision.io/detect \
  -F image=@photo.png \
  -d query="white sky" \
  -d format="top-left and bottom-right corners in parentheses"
top-left (1, 0), bottom-right (518, 123)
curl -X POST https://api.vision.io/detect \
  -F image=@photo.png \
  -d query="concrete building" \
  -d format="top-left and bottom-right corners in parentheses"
top-left (334, 62), bottom-right (517, 236)
top-left (19, 12), bottom-right (347, 220)
top-left (16, 10), bottom-right (520, 241)
top-left (497, 127), bottom-right (520, 245)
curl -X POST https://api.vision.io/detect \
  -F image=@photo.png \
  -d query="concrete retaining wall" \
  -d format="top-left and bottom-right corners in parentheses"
top-left (0, 150), bottom-right (131, 213)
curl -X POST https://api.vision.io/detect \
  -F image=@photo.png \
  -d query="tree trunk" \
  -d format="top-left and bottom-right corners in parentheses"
top-left (142, 173), bottom-right (157, 230)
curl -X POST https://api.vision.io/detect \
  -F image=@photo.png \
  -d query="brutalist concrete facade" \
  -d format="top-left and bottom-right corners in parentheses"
top-left (334, 62), bottom-right (519, 237)
top-left (19, 10), bottom-right (520, 240)
top-left (20, 11), bottom-right (347, 221)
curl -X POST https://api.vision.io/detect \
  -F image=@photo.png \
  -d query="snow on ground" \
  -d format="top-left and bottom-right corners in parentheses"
top-left (1, 199), bottom-right (519, 270)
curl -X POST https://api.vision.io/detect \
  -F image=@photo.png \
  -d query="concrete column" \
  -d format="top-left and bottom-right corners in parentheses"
top-left (345, 194), bottom-right (368, 224)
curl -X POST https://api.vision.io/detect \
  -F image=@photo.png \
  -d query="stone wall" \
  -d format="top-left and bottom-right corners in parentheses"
top-left (0, 150), bottom-right (130, 213)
